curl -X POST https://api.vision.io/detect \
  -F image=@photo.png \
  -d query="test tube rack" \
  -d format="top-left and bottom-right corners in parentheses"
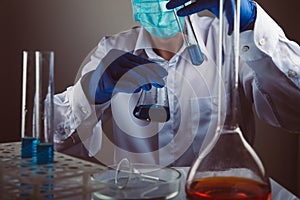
top-left (0, 142), bottom-right (107, 200)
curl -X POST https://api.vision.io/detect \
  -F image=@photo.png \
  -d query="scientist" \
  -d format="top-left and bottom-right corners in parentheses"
top-left (53, 0), bottom-right (300, 167)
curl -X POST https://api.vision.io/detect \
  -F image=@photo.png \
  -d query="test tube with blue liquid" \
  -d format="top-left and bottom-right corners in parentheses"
top-left (21, 51), bottom-right (54, 164)
top-left (21, 51), bottom-right (40, 159)
top-left (173, 9), bottom-right (204, 66)
top-left (35, 51), bottom-right (55, 165)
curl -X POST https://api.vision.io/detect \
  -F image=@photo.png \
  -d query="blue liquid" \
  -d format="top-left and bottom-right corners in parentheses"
top-left (40, 182), bottom-right (54, 199)
top-left (37, 143), bottom-right (54, 164)
top-left (187, 44), bottom-right (204, 66)
top-left (133, 104), bottom-right (170, 122)
top-left (19, 164), bottom-right (54, 198)
top-left (21, 137), bottom-right (40, 158)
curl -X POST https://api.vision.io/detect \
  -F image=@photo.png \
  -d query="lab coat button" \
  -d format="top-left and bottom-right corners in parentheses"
top-left (259, 38), bottom-right (265, 46)
top-left (288, 70), bottom-right (297, 78)
top-left (64, 128), bottom-right (71, 135)
top-left (242, 45), bottom-right (250, 52)
top-left (81, 106), bottom-right (88, 114)
top-left (212, 98), bottom-right (218, 105)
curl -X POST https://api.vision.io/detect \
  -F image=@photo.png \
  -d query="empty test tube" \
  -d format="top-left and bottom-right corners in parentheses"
top-left (173, 10), bottom-right (204, 66)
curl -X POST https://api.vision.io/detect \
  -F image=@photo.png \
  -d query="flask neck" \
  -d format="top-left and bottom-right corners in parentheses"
top-left (223, 79), bottom-right (240, 130)
top-left (217, 0), bottom-right (241, 131)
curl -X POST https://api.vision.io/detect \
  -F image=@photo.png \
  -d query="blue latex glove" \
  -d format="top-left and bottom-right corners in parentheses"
top-left (89, 49), bottom-right (168, 104)
top-left (166, 0), bottom-right (256, 33)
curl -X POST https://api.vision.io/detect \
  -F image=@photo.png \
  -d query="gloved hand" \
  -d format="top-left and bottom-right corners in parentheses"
top-left (88, 49), bottom-right (168, 104)
top-left (166, 0), bottom-right (256, 33)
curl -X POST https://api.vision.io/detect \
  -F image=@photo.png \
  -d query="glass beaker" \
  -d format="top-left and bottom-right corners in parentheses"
top-left (133, 60), bottom-right (170, 122)
top-left (185, 0), bottom-right (271, 199)
top-left (21, 51), bottom-right (55, 164)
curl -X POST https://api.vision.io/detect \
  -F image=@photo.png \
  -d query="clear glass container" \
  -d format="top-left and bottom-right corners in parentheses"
top-left (173, 9), bottom-right (204, 66)
top-left (35, 51), bottom-right (55, 165)
top-left (92, 161), bottom-right (181, 200)
top-left (21, 51), bottom-right (40, 158)
top-left (185, 0), bottom-right (271, 199)
top-left (133, 60), bottom-right (170, 122)
top-left (21, 51), bottom-right (55, 164)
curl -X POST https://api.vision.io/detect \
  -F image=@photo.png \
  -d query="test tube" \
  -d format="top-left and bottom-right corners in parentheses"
top-left (21, 51), bottom-right (55, 164)
top-left (21, 51), bottom-right (40, 159)
top-left (35, 51), bottom-right (55, 165)
top-left (173, 10), bottom-right (204, 66)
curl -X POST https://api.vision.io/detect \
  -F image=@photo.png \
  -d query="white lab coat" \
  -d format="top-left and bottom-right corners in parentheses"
top-left (53, 4), bottom-right (300, 167)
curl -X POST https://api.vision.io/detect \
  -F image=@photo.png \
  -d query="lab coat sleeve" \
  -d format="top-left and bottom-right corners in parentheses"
top-left (53, 37), bottom-right (112, 157)
top-left (239, 3), bottom-right (300, 132)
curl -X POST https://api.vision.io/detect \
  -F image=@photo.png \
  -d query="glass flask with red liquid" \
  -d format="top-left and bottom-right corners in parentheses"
top-left (185, 0), bottom-right (271, 199)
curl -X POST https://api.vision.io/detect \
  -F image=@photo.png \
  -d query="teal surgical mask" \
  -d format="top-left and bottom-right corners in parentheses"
top-left (132, 0), bottom-right (185, 38)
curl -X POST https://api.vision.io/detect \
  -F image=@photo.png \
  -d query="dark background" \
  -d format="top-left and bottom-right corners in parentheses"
top-left (0, 0), bottom-right (299, 196)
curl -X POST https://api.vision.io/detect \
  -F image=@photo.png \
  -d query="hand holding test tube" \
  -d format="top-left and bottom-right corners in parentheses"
top-left (173, 8), bottom-right (204, 66)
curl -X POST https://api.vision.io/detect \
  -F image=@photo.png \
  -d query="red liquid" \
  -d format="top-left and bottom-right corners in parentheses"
top-left (186, 177), bottom-right (271, 200)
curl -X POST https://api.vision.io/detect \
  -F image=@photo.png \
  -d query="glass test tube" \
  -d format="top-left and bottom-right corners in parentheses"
top-left (35, 51), bottom-right (55, 165)
top-left (173, 10), bottom-right (204, 66)
top-left (21, 51), bottom-right (40, 159)
top-left (21, 51), bottom-right (55, 164)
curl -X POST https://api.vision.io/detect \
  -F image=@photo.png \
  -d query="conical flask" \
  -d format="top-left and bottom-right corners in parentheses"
top-left (185, 0), bottom-right (271, 199)
top-left (133, 60), bottom-right (170, 122)
top-left (133, 85), bottom-right (170, 122)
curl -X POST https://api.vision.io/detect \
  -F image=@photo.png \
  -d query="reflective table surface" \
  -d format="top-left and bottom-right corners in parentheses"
top-left (1, 142), bottom-right (299, 200)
